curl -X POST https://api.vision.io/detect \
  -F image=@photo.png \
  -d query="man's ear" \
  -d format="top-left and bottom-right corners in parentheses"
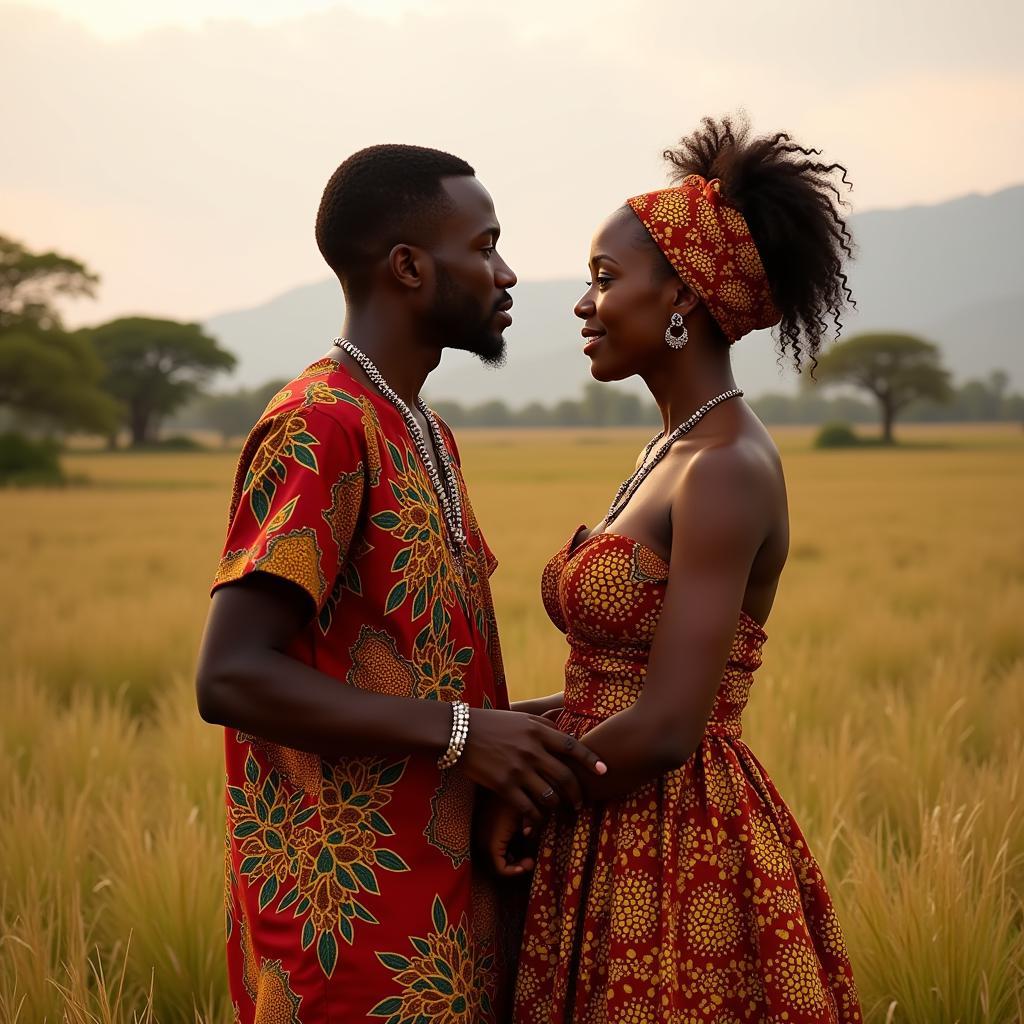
top-left (388, 244), bottom-right (428, 290)
top-left (671, 283), bottom-right (701, 317)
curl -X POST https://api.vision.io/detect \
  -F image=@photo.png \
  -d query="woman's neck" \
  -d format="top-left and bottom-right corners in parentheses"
top-left (642, 335), bottom-right (738, 435)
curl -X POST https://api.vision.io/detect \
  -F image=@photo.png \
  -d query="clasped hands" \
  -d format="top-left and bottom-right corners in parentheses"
top-left (460, 701), bottom-right (602, 879)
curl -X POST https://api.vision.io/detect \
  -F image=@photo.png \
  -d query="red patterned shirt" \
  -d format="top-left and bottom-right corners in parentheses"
top-left (211, 357), bottom-right (509, 1023)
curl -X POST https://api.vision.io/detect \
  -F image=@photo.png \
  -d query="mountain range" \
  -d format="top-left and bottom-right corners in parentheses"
top-left (205, 185), bottom-right (1024, 403)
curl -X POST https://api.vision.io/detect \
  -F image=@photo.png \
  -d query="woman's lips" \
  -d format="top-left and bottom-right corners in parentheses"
top-left (582, 332), bottom-right (604, 355)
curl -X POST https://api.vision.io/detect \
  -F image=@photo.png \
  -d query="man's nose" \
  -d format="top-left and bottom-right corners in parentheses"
top-left (497, 255), bottom-right (517, 289)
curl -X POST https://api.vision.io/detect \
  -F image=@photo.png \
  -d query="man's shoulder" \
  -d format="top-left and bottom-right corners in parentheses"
top-left (255, 359), bottom-right (369, 434)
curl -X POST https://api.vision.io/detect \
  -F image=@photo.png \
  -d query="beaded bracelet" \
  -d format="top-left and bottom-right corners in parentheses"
top-left (437, 700), bottom-right (470, 770)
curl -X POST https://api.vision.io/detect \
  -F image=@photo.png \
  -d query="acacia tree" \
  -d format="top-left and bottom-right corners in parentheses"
top-left (90, 318), bottom-right (237, 446)
top-left (814, 333), bottom-right (952, 443)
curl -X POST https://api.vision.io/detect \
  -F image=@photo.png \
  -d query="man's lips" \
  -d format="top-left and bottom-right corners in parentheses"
top-left (494, 296), bottom-right (513, 324)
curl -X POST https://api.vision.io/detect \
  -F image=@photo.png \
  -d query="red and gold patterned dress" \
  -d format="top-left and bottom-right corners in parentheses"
top-left (513, 530), bottom-right (861, 1024)
top-left (211, 358), bottom-right (509, 1023)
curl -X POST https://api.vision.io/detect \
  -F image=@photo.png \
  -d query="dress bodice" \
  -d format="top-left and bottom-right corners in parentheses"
top-left (541, 527), bottom-right (767, 736)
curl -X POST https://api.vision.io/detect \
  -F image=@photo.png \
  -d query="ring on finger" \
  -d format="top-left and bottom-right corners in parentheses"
top-left (541, 788), bottom-right (556, 801)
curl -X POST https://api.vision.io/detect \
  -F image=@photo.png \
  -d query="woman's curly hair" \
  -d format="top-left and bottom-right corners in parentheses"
top-left (664, 115), bottom-right (854, 373)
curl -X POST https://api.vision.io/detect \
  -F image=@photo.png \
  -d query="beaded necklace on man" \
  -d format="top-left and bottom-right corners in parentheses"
top-left (605, 388), bottom-right (744, 526)
top-left (332, 338), bottom-right (466, 556)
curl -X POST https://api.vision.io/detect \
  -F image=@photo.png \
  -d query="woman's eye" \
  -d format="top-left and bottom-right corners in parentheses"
top-left (596, 276), bottom-right (612, 289)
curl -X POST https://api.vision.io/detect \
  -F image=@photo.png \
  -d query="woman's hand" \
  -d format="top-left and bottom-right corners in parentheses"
top-left (476, 793), bottom-right (538, 877)
top-left (511, 691), bottom-right (564, 719)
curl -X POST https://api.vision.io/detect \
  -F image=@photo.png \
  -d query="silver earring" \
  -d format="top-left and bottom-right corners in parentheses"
top-left (665, 312), bottom-right (688, 349)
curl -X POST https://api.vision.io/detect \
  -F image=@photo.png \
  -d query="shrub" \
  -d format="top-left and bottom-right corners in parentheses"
top-left (0, 431), bottom-right (63, 484)
top-left (133, 434), bottom-right (206, 452)
top-left (814, 422), bottom-right (862, 449)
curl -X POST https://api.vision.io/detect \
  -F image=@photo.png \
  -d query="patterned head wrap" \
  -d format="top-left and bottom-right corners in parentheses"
top-left (626, 174), bottom-right (781, 342)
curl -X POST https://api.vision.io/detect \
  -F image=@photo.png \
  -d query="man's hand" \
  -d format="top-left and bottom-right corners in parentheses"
top-left (459, 709), bottom-right (605, 822)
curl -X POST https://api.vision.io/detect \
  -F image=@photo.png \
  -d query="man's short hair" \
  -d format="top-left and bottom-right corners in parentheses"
top-left (315, 144), bottom-right (475, 300)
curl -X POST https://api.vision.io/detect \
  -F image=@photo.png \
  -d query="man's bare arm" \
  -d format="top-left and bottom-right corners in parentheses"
top-left (196, 573), bottom-right (604, 820)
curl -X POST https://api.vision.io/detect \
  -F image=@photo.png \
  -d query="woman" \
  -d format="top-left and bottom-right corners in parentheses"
top-left (490, 117), bottom-right (862, 1023)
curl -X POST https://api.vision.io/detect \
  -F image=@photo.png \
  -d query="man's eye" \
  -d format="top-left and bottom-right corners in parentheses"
top-left (482, 246), bottom-right (495, 258)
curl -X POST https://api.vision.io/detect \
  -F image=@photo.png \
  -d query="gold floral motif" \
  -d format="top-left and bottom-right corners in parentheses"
top-left (214, 548), bottom-right (250, 588)
top-left (358, 395), bottom-right (384, 485)
top-left (424, 768), bottom-right (474, 867)
top-left (261, 388), bottom-right (293, 417)
top-left (253, 959), bottom-right (302, 1024)
top-left (229, 749), bottom-right (409, 979)
top-left (369, 895), bottom-right (494, 1023)
top-left (322, 465), bottom-right (365, 554)
top-left (370, 440), bottom-right (459, 625)
top-left (294, 358), bottom-right (336, 381)
top-left (243, 411), bottom-right (321, 526)
top-left (346, 627), bottom-right (418, 697)
top-left (237, 733), bottom-right (322, 798)
top-left (254, 526), bottom-right (327, 606)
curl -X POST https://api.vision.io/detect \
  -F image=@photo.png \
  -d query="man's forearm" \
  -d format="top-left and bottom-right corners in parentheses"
top-left (198, 646), bottom-right (451, 760)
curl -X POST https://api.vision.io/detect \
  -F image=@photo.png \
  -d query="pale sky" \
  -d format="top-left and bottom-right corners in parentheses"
top-left (2, 0), bottom-right (1022, 326)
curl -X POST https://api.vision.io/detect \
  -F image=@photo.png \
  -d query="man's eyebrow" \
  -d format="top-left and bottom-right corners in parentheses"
top-left (476, 225), bottom-right (500, 242)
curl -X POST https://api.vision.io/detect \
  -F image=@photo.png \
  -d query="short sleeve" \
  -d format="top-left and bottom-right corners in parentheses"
top-left (212, 406), bottom-right (366, 613)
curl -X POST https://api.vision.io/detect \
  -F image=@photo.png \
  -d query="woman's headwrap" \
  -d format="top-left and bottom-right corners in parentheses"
top-left (626, 174), bottom-right (781, 343)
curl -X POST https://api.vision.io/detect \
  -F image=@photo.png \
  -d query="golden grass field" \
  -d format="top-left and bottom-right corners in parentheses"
top-left (2, 424), bottom-right (1023, 1023)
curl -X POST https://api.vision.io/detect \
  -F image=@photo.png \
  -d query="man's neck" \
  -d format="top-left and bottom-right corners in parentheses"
top-left (332, 304), bottom-right (442, 406)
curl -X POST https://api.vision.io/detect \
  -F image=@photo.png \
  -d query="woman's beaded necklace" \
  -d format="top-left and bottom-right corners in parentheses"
top-left (605, 388), bottom-right (744, 526)
top-left (332, 338), bottom-right (466, 553)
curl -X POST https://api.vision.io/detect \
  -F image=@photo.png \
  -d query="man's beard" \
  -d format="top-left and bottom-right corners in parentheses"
top-left (427, 262), bottom-right (507, 368)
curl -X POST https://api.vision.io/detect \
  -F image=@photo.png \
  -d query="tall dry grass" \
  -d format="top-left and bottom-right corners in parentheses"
top-left (1, 425), bottom-right (1022, 1022)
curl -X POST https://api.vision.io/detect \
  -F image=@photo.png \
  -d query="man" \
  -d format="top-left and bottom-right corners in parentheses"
top-left (196, 144), bottom-right (604, 1023)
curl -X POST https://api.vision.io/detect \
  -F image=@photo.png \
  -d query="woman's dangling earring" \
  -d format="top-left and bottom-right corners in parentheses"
top-left (665, 311), bottom-right (688, 350)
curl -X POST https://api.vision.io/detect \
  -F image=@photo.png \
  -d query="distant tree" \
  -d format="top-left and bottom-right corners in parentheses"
top-left (471, 399), bottom-right (513, 427)
top-left (0, 236), bottom-right (99, 331)
top-left (429, 399), bottom-right (469, 428)
top-left (518, 401), bottom-right (552, 428)
top-left (90, 318), bottom-right (237, 446)
top-left (0, 328), bottom-right (121, 435)
top-left (814, 332), bottom-right (952, 443)
top-left (187, 379), bottom-right (288, 443)
top-left (0, 237), bottom-right (117, 438)
top-left (551, 398), bottom-right (584, 427)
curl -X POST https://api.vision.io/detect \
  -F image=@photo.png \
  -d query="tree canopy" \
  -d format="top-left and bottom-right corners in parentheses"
top-left (0, 237), bottom-right (119, 437)
top-left (0, 328), bottom-right (121, 435)
top-left (0, 235), bottom-right (99, 331)
top-left (814, 332), bottom-right (952, 442)
top-left (90, 318), bottom-right (237, 446)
